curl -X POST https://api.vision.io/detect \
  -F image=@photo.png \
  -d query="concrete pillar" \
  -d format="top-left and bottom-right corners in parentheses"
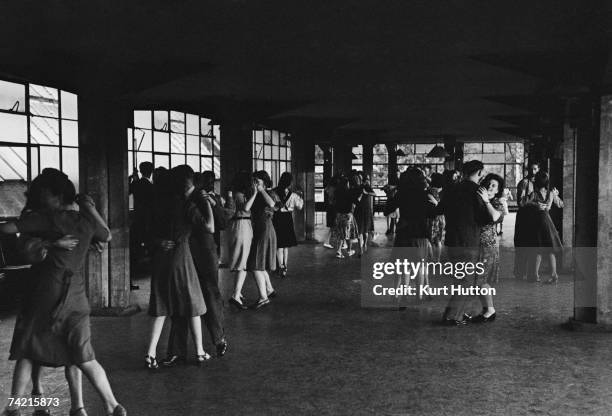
top-left (362, 143), bottom-right (373, 179)
top-left (561, 119), bottom-right (576, 270)
top-left (596, 95), bottom-right (612, 325)
top-left (385, 143), bottom-right (397, 183)
top-left (291, 136), bottom-right (315, 241)
top-left (220, 123), bottom-right (253, 194)
top-left (79, 98), bottom-right (131, 310)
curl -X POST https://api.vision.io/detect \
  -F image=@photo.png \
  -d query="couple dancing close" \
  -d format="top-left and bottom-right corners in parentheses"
top-left (144, 165), bottom-right (227, 370)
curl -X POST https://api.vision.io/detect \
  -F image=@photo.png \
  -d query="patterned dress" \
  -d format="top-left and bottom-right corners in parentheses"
top-left (479, 198), bottom-right (504, 284)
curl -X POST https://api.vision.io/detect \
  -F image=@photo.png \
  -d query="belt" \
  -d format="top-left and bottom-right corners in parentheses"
top-left (232, 217), bottom-right (251, 220)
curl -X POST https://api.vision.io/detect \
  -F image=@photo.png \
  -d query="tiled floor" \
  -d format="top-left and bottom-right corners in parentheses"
top-left (2, 214), bottom-right (611, 415)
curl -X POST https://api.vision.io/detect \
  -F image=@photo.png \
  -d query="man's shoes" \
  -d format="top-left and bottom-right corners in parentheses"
top-left (216, 340), bottom-right (228, 357)
top-left (161, 355), bottom-right (186, 367)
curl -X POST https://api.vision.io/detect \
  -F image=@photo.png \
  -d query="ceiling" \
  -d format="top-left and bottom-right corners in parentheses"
top-left (0, 0), bottom-right (610, 143)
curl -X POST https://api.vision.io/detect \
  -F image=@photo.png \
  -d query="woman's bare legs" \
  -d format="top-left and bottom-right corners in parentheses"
top-left (146, 316), bottom-right (166, 358)
top-left (7, 359), bottom-right (33, 410)
top-left (277, 248), bottom-right (285, 270)
top-left (252, 271), bottom-right (269, 300)
top-left (535, 254), bottom-right (542, 282)
top-left (77, 360), bottom-right (119, 414)
top-left (65, 365), bottom-right (84, 412)
top-left (478, 283), bottom-right (496, 317)
top-left (549, 253), bottom-right (558, 277)
top-left (282, 248), bottom-right (289, 269)
top-left (232, 270), bottom-right (248, 303)
top-left (263, 271), bottom-right (274, 294)
top-left (189, 317), bottom-right (206, 356)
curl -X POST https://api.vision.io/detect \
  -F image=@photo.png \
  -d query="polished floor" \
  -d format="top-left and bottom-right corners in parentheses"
top-left (1, 215), bottom-right (612, 415)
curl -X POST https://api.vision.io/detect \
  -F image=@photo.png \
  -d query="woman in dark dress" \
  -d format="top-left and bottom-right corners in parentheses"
top-left (329, 177), bottom-right (360, 258)
top-left (388, 168), bottom-right (438, 299)
top-left (0, 170), bottom-right (126, 416)
top-left (426, 173), bottom-right (446, 262)
top-left (353, 173), bottom-right (376, 256)
top-left (246, 170), bottom-right (279, 309)
top-left (523, 171), bottom-right (564, 283)
top-left (272, 172), bottom-right (303, 277)
top-left (144, 169), bottom-right (211, 369)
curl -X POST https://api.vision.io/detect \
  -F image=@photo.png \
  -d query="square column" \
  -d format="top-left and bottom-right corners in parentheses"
top-left (292, 136), bottom-right (316, 241)
top-left (219, 123), bottom-right (253, 194)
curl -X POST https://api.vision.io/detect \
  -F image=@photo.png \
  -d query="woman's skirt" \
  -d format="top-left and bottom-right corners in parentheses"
top-left (227, 218), bottom-right (253, 271)
top-left (273, 211), bottom-right (298, 248)
top-left (148, 235), bottom-right (207, 317)
top-left (329, 213), bottom-right (359, 247)
top-left (247, 219), bottom-right (277, 271)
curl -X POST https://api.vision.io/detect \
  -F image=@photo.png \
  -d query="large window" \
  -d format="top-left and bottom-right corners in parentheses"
top-left (371, 144), bottom-right (388, 188)
top-left (128, 110), bottom-right (220, 178)
top-left (252, 129), bottom-right (291, 186)
top-left (351, 145), bottom-right (363, 171)
top-left (463, 142), bottom-right (524, 199)
top-left (0, 79), bottom-right (79, 192)
top-left (396, 143), bottom-right (445, 173)
top-left (314, 144), bottom-right (325, 203)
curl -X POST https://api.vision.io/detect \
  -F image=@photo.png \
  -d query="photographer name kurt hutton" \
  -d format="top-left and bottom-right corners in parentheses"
top-left (370, 259), bottom-right (496, 297)
top-left (372, 284), bottom-right (496, 297)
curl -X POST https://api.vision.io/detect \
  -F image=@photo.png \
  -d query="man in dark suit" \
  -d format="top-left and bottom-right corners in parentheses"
top-left (129, 161), bottom-right (155, 289)
top-left (163, 165), bottom-right (227, 365)
top-left (199, 171), bottom-right (228, 257)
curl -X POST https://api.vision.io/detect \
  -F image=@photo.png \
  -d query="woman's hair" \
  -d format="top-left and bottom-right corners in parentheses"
top-left (253, 170), bottom-right (272, 188)
top-left (534, 171), bottom-right (550, 190)
top-left (481, 173), bottom-right (505, 199)
top-left (25, 168), bottom-right (76, 210)
top-left (277, 172), bottom-right (293, 190)
top-left (399, 167), bottom-right (428, 192)
top-left (442, 169), bottom-right (460, 186)
top-left (430, 172), bottom-right (445, 189)
top-left (231, 171), bottom-right (254, 195)
top-left (336, 176), bottom-right (350, 190)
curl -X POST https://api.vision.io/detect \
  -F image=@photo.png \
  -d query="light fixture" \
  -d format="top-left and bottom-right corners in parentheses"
top-left (426, 145), bottom-right (448, 158)
top-left (396, 148), bottom-right (406, 157)
top-left (351, 152), bottom-right (358, 160)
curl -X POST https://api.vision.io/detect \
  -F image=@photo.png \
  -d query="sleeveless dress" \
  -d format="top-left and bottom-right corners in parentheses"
top-left (10, 209), bottom-right (106, 367)
top-left (272, 188), bottom-right (301, 248)
top-left (524, 190), bottom-right (563, 253)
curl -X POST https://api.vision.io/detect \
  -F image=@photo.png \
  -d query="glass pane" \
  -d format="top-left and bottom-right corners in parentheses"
top-left (505, 142), bottom-right (524, 163)
top-left (200, 118), bottom-right (211, 135)
top-left (186, 134), bottom-right (199, 154)
top-left (213, 138), bottom-right (220, 156)
top-left (62, 147), bottom-right (79, 191)
top-left (213, 156), bottom-right (220, 178)
top-left (264, 130), bottom-right (272, 144)
top-left (273, 145), bottom-right (280, 159)
top-left (30, 116), bottom-right (59, 145)
top-left (135, 151), bottom-right (152, 166)
top-left (170, 111), bottom-right (185, 133)
top-left (264, 161), bottom-right (272, 177)
top-left (481, 153), bottom-right (505, 163)
top-left (187, 155), bottom-right (199, 172)
top-left (483, 143), bottom-right (504, 153)
top-left (154, 154), bottom-right (169, 168)
top-left (127, 128), bottom-right (133, 150)
top-left (0, 146), bottom-right (27, 180)
top-left (134, 129), bottom-right (152, 151)
top-left (30, 146), bottom-right (39, 179)
top-left (213, 125), bottom-right (220, 142)
top-left (415, 144), bottom-right (431, 154)
top-left (128, 151), bottom-right (133, 173)
top-left (201, 157), bottom-right (212, 171)
top-left (39, 145), bottom-right (60, 170)
top-left (186, 114), bottom-right (199, 135)
top-left (29, 84), bottom-right (59, 117)
top-left (287, 147), bottom-right (291, 161)
top-left (280, 133), bottom-right (287, 146)
top-left (280, 147), bottom-right (286, 160)
top-left (264, 145), bottom-right (271, 159)
top-left (253, 143), bottom-right (263, 159)
top-left (201, 137), bottom-right (212, 155)
top-left (0, 80), bottom-right (26, 113)
top-left (171, 153), bottom-right (185, 167)
top-left (484, 164), bottom-right (504, 177)
top-left (272, 130), bottom-right (279, 145)
top-left (60, 91), bottom-right (78, 120)
top-left (62, 120), bottom-right (79, 147)
top-left (170, 133), bottom-right (185, 153)
top-left (153, 131), bottom-right (169, 152)
top-left (254, 130), bottom-right (263, 143)
top-left (153, 111), bottom-right (168, 131)
top-left (0, 112), bottom-right (27, 142)
top-left (463, 142), bottom-right (481, 154)
top-left (134, 111), bottom-right (152, 129)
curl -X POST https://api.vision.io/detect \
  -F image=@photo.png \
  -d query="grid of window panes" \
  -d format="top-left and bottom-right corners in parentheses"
top-left (0, 79), bottom-right (79, 189)
top-left (127, 110), bottom-right (220, 178)
top-left (396, 143), bottom-right (445, 173)
top-left (252, 129), bottom-right (291, 186)
top-left (371, 144), bottom-right (389, 188)
top-left (351, 145), bottom-right (363, 171)
top-left (314, 145), bottom-right (325, 203)
top-left (462, 142), bottom-right (524, 199)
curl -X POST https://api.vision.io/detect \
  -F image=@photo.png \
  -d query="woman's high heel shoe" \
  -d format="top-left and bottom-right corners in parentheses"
top-left (196, 352), bottom-right (212, 366)
top-left (229, 297), bottom-right (248, 310)
top-left (108, 404), bottom-right (127, 416)
top-left (145, 355), bottom-right (158, 370)
top-left (545, 275), bottom-right (559, 284)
